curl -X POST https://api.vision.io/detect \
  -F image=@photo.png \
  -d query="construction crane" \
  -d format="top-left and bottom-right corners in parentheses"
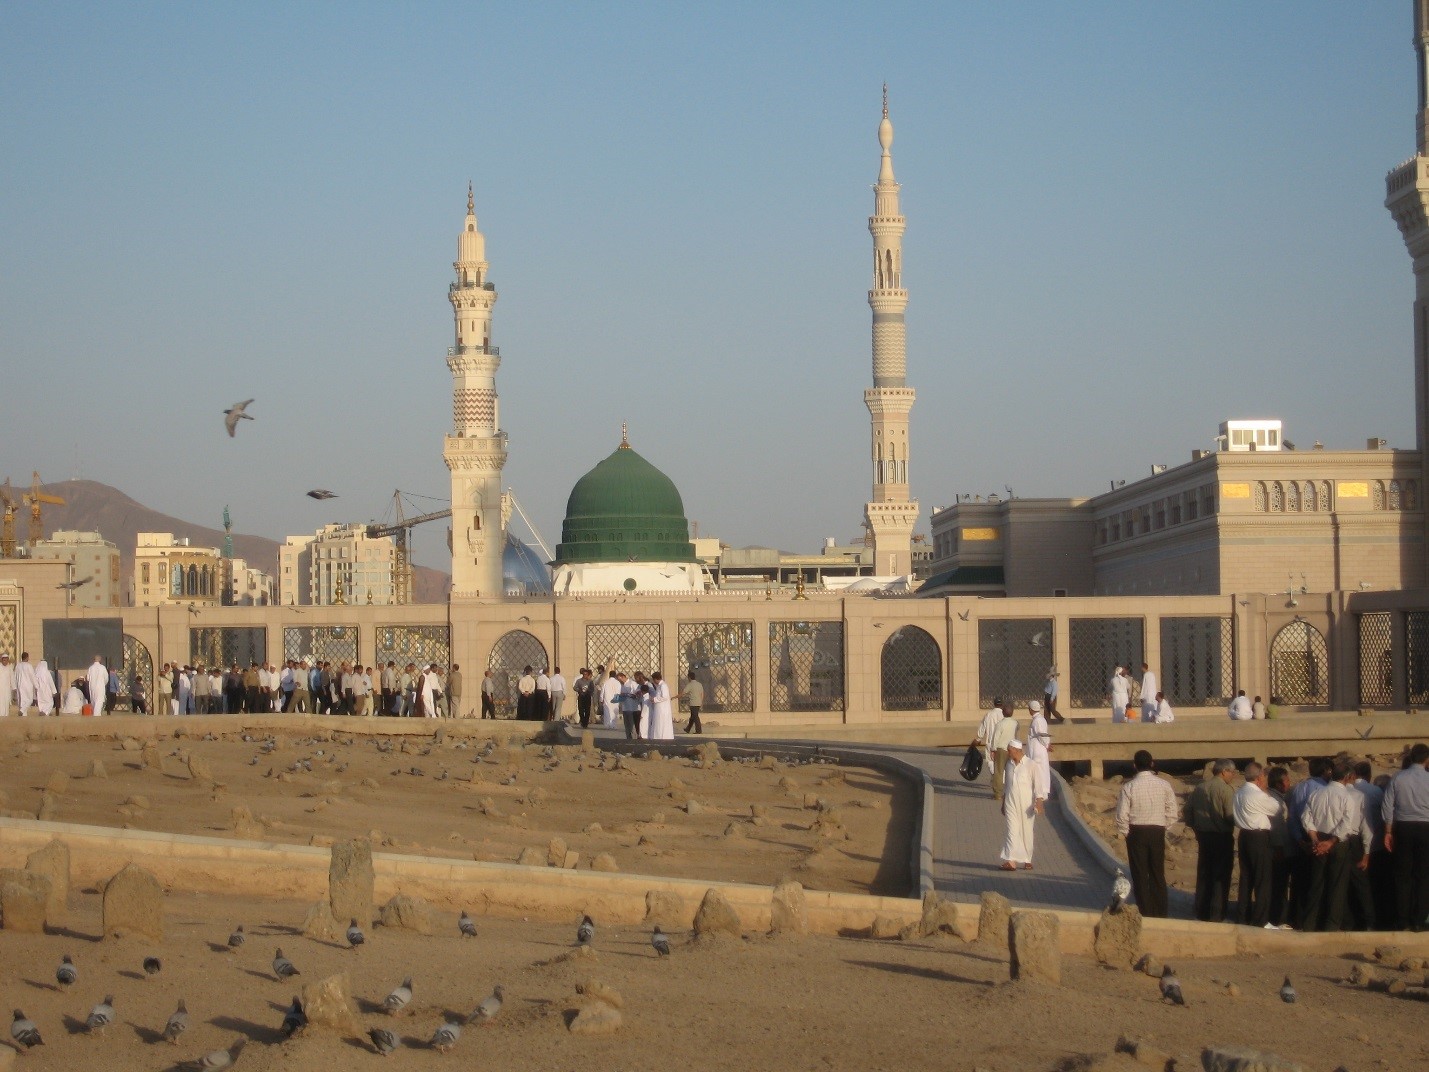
top-left (23, 472), bottom-right (64, 547)
top-left (0, 479), bottom-right (16, 558)
top-left (365, 491), bottom-right (451, 605)
top-left (502, 489), bottom-right (554, 561)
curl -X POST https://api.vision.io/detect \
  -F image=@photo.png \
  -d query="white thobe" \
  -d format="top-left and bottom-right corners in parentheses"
top-left (16, 660), bottom-right (37, 714)
top-left (421, 673), bottom-right (439, 718)
top-left (62, 686), bottom-right (85, 715)
top-left (0, 662), bottom-right (14, 716)
top-left (1109, 673), bottom-right (1130, 723)
top-left (1000, 757), bottom-right (1047, 865)
top-left (1154, 698), bottom-right (1175, 723)
top-left (87, 662), bottom-right (109, 716)
top-left (1026, 712), bottom-right (1052, 795)
top-left (599, 676), bottom-right (621, 728)
top-left (647, 680), bottom-right (674, 740)
top-left (34, 662), bottom-right (55, 715)
top-left (1140, 671), bottom-right (1158, 722)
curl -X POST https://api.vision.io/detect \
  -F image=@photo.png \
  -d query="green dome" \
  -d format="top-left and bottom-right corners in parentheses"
top-left (555, 442), bottom-right (697, 565)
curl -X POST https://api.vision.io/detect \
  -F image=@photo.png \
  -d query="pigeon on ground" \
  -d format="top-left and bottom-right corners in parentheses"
top-left (183, 1036), bottom-right (246, 1070)
top-left (458, 910), bottom-right (478, 938)
top-left (468, 984), bottom-right (504, 1025)
top-left (163, 999), bottom-right (189, 1044)
top-left (429, 1019), bottom-right (461, 1052)
top-left (223, 399), bottom-right (255, 438)
top-left (306, 490), bottom-right (338, 500)
top-left (1109, 869), bottom-right (1132, 914)
top-left (347, 919), bottom-right (365, 949)
top-left (652, 925), bottom-right (671, 957)
top-left (143, 956), bottom-right (162, 977)
top-left (576, 914), bottom-right (595, 946)
top-left (1159, 965), bottom-right (1186, 1006)
top-left (57, 577), bottom-right (93, 590)
top-left (228, 925), bottom-right (245, 950)
top-left (368, 1027), bottom-right (399, 1055)
top-left (85, 994), bottom-right (115, 1032)
top-left (1280, 976), bottom-right (1297, 1003)
top-left (10, 1009), bottom-right (43, 1049)
top-left (272, 948), bottom-right (299, 980)
top-left (280, 996), bottom-right (306, 1038)
top-left (383, 977), bottom-right (413, 1015)
top-left (56, 954), bottom-right (77, 987)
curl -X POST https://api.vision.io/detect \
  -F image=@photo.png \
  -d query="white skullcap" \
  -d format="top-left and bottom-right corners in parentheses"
top-left (1028, 700), bottom-right (1042, 712)
top-left (1008, 739), bottom-right (1025, 749)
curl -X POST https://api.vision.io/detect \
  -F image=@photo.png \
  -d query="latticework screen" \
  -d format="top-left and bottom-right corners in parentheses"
top-left (190, 627), bottom-right (266, 669)
top-left (487, 629), bottom-right (549, 713)
top-left (769, 620), bottom-right (845, 712)
top-left (1269, 620), bottom-right (1329, 706)
top-left (121, 633), bottom-right (154, 711)
top-left (1358, 612), bottom-right (1393, 706)
top-left (1069, 617), bottom-right (1144, 708)
top-left (1159, 617), bottom-right (1234, 706)
top-left (977, 618), bottom-right (1053, 708)
top-left (1407, 611), bottom-right (1429, 705)
top-left (677, 622), bottom-right (754, 713)
top-left (585, 624), bottom-right (662, 675)
top-left (283, 625), bottom-right (359, 666)
top-left (880, 625), bottom-right (942, 710)
top-left (376, 625), bottom-right (451, 668)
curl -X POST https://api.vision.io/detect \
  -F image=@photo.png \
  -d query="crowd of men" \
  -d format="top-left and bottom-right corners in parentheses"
top-left (148, 660), bottom-right (466, 718)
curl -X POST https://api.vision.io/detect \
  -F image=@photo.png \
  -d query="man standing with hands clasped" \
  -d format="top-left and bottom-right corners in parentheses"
top-left (1116, 749), bottom-right (1179, 918)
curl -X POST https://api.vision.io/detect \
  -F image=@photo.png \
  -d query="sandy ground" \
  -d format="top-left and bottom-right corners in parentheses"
top-left (0, 729), bottom-right (914, 896)
top-left (3, 888), bottom-right (1427, 1072)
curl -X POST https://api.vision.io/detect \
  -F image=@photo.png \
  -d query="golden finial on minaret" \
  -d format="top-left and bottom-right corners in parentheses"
top-left (619, 421), bottom-right (630, 449)
top-left (882, 82), bottom-right (888, 120)
top-left (467, 181), bottom-right (474, 215)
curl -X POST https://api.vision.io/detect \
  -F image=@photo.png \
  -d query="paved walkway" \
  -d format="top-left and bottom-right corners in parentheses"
top-left (575, 726), bottom-right (1114, 913)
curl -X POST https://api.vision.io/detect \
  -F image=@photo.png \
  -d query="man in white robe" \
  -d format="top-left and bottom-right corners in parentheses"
top-left (1140, 663), bottom-right (1159, 724)
top-left (0, 653), bottom-right (14, 717)
top-left (1153, 692), bottom-right (1175, 723)
top-left (599, 668), bottom-right (621, 729)
top-left (420, 666), bottom-right (440, 718)
top-left (1109, 665), bottom-right (1131, 723)
top-left (86, 656), bottom-right (109, 717)
top-left (1025, 700), bottom-right (1053, 799)
top-left (1000, 740), bottom-right (1048, 869)
top-left (647, 672), bottom-right (675, 740)
top-left (34, 660), bottom-right (56, 716)
top-left (16, 653), bottom-right (38, 716)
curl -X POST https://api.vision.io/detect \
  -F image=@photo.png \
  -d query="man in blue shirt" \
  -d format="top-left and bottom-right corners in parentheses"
top-left (1284, 756), bottom-right (1332, 929)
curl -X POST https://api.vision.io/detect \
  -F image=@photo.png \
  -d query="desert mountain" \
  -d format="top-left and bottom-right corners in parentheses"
top-left (22, 479), bottom-right (451, 604)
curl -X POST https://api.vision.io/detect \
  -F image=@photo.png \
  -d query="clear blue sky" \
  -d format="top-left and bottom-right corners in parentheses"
top-left (0, 2), bottom-right (1415, 568)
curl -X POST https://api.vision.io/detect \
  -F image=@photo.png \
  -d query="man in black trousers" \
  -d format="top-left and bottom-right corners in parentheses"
top-left (1115, 749), bottom-right (1179, 918)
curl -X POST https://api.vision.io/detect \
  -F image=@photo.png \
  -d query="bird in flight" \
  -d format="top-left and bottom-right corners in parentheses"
top-left (1028, 631), bottom-right (1047, 648)
top-left (223, 400), bottom-right (255, 438)
top-left (57, 578), bottom-right (93, 590)
top-left (306, 489), bottom-right (338, 500)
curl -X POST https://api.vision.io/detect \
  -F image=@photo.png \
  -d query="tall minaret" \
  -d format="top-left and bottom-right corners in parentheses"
top-left (443, 184), bottom-right (507, 598)
top-left (1386, 1), bottom-right (1429, 583)
top-left (863, 86), bottom-right (920, 576)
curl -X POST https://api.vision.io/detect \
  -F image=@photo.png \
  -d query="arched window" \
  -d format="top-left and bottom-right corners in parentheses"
top-left (1254, 482), bottom-right (1267, 511)
top-left (1318, 481), bottom-right (1331, 511)
top-left (1390, 480), bottom-right (1403, 510)
top-left (1373, 481), bottom-right (1386, 510)
top-left (186, 564), bottom-right (199, 596)
top-left (1407, 480), bottom-right (1419, 510)
top-left (1270, 482), bottom-right (1283, 511)
top-left (1303, 482), bottom-right (1317, 511)
top-left (1287, 482), bottom-right (1300, 511)
top-left (486, 630), bottom-right (549, 718)
top-left (880, 626), bottom-right (942, 710)
top-left (884, 250), bottom-right (893, 290)
top-left (1269, 620), bottom-right (1329, 705)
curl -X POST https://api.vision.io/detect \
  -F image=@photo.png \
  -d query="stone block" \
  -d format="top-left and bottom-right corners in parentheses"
top-left (644, 890), bottom-right (684, 927)
top-left (568, 1003), bottom-right (623, 1035)
top-left (88, 759), bottom-right (107, 779)
top-left (328, 838), bottom-right (374, 924)
top-left (0, 880), bottom-right (48, 933)
top-left (1200, 1047), bottom-right (1307, 1072)
top-left (591, 853), bottom-right (619, 872)
top-left (870, 914), bottom-right (903, 939)
top-left (1008, 910), bottom-right (1060, 985)
top-left (562, 851), bottom-right (580, 869)
top-left (25, 839), bottom-right (69, 921)
top-left (977, 890), bottom-right (1010, 945)
top-left (1094, 904), bottom-right (1142, 969)
top-left (547, 838), bottom-right (568, 867)
top-left (141, 740), bottom-right (161, 768)
top-left (36, 791), bottom-right (58, 821)
top-left (692, 888), bottom-right (741, 938)
top-left (770, 880), bottom-right (808, 936)
top-left (102, 862), bottom-right (164, 941)
top-left (518, 847), bottom-right (545, 866)
top-left (379, 894), bottom-right (436, 935)
top-left (915, 890), bottom-right (962, 938)
top-left (302, 901), bottom-right (343, 941)
top-left (300, 972), bottom-right (361, 1033)
top-left (580, 730), bottom-right (595, 751)
top-left (187, 753), bottom-right (214, 782)
top-left (44, 770), bottom-right (70, 794)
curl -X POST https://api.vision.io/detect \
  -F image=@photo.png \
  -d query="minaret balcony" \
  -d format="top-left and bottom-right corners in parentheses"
top-left (1387, 156), bottom-right (1426, 196)
top-left (449, 280), bottom-right (496, 292)
top-left (448, 344), bottom-right (500, 357)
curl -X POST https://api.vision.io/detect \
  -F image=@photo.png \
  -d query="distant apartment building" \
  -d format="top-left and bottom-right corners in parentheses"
top-left (27, 530), bottom-right (121, 608)
top-left (133, 532), bottom-right (223, 607)
top-left (227, 557), bottom-right (276, 606)
top-left (279, 523), bottom-right (395, 606)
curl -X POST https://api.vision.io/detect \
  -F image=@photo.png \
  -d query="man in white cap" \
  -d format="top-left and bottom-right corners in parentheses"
top-left (971, 698), bottom-right (1014, 801)
top-left (1026, 699), bottom-right (1053, 798)
top-left (87, 655), bottom-right (109, 717)
top-left (15, 652), bottom-right (37, 716)
top-left (1109, 665), bottom-right (1131, 724)
top-left (1140, 662), bottom-right (1159, 725)
top-left (0, 653), bottom-right (14, 717)
top-left (1000, 739), bottom-right (1047, 870)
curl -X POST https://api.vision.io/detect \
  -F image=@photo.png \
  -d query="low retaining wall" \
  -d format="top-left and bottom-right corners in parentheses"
top-left (0, 712), bottom-right (545, 743)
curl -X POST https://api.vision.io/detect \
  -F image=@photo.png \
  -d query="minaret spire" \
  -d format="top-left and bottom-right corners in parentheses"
top-left (862, 88), bottom-right (919, 577)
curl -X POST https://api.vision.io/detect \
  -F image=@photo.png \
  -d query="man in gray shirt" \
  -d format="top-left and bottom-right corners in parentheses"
top-left (1384, 742), bottom-right (1429, 931)
top-left (679, 673), bottom-right (705, 735)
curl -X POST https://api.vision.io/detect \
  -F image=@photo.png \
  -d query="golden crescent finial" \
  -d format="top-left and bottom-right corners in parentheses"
top-left (882, 83), bottom-right (888, 119)
top-left (467, 181), bottom-right (474, 215)
top-left (620, 421), bottom-right (629, 448)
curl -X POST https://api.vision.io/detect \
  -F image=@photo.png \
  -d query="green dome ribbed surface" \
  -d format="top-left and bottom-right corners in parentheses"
top-left (555, 444), bottom-right (696, 565)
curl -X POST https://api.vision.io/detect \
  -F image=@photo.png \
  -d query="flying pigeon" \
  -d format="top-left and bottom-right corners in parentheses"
top-left (163, 999), bottom-right (189, 1044)
top-left (346, 919), bottom-right (365, 949)
top-left (1159, 965), bottom-right (1186, 1006)
top-left (272, 948), bottom-right (299, 980)
top-left (85, 994), bottom-right (115, 1032)
top-left (369, 1027), bottom-right (399, 1055)
top-left (1028, 631), bottom-right (1047, 648)
top-left (280, 996), bottom-right (306, 1038)
top-left (1279, 976), bottom-right (1297, 1003)
top-left (143, 956), bottom-right (162, 977)
top-left (1109, 869), bottom-right (1132, 914)
top-left (468, 984), bottom-right (504, 1026)
top-left (306, 489), bottom-right (338, 500)
top-left (228, 925), bottom-right (246, 951)
top-left (56, 954), bottom-right (77, 987)
top-left (1356, 725), bottom-right (1374, 741)
top-left (383, 977), bottom-right (413, 1015)
top-left (576, 914), bottom-right (595, 946)
top-left (956, 609), bottom-right (970, 621)
top-left (429, 1019), bottom-right (462, 1053)
top-left (57, 577), bottom-right (93, 590)
top-left (651, 925), bottom-right (671, 957)
top-left (223, 399), bottom-right (255, 438)
top-left (10, 1009), bottom-right (43, 1050)
top-left (183, 1036), bottom-right (246, 1071)
top-left (458, 910), bottom-right (478, 938)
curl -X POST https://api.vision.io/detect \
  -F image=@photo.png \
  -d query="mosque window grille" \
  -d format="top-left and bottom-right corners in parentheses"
top-left (1407, 611), bottom-right (1429, 705)
top-left (376, 626), bottom-right (451, 670)
top-left (1318, 481), bottom-right (1332, 511)
top-left (1287, 482), bottom-right (1300, 511)
top-left (284, 625), bottom-right (359, 666)
top-left (1269, 619), bottom-right (1330, 706)
top-left (977, 618), bottom-right (1053, 709)
top-left (190, 626), bottom-right (266, 669)
top-left (879, 625), bottom-right (942, 711)
top-left (1068, 617), bottom-right (1144, 708)
top-left (769, 620), bottom-right (845, 712)
top-left (487, 629), bottom-right (549, 714)
top-left (121, 634), bottom-right (154, 713)
top-left (1302, 481), bottom-right (1317, 512)
top-left (1254, 483), bottom-right (1267, 511)
top-left (1372, 481), bottom-right (1385, 510)
top-left (1159, 616), bottom-right (1234, 707)
top-left (1270, 482), bottom-right (1283, 511)
top-left (1357, 612), bottom-right (1393, 707)
top-left (677, 622), bottom-right (754, 713)
top-left (1389, 480), bottom-right (1403, 511)
top-left (1407, 480), bottom-right (1419, 510)
top-left (585, 624), bottom-right (662, 679)
top-left (0, 605), bottom-right (17, 667)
